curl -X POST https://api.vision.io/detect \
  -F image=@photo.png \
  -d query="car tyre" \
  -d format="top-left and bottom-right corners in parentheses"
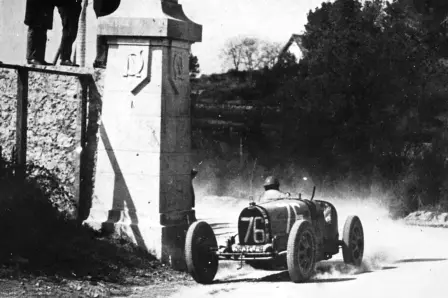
top-left (185, 221), bottom-right (219, 284)
top-left (342, 215), bottom-right (364, 267)
top-left (286, 220), bottom-right (316, 283)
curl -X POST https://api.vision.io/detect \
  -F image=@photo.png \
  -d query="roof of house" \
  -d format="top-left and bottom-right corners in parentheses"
top-left (279, 34), bottom-right (307, 58)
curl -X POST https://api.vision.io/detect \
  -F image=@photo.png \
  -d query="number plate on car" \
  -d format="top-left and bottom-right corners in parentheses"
top-left (232, 244), bottom-right (264, 253)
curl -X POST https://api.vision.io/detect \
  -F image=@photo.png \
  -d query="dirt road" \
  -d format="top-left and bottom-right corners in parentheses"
top-left (167, 195), bottom-right (448, 298)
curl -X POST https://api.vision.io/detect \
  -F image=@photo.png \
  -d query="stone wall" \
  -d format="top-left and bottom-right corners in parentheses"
top-left (0, 68), bottom-right (104, 216)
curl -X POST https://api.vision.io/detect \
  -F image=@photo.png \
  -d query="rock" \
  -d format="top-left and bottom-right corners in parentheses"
top-left (47, 160), bottom-right (57, 170)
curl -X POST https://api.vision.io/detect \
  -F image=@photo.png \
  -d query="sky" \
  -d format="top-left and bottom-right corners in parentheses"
top-left (181, 0), bottom-right (328, 74)
top-left (0, 0), bottom-right (329, 74)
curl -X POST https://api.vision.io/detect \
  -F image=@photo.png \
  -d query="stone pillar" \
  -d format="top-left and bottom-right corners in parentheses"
top-left (84, 0), bottom-right (202, 269)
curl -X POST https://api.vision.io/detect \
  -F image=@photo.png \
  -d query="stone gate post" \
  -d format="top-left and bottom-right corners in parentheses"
top-left (84, 0), bottom-right (202, 269)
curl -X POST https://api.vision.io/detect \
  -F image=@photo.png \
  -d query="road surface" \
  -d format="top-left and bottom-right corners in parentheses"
top-left (168, 195), bottom-right (448, 298)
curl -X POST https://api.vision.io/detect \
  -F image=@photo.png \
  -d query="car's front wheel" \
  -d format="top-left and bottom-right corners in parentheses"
top-left (185, 221), bottom-right (219, 284)
top-left (342, 215), bottom-right (364, 267)
top-left (286, 220), bottom-right (316, 283)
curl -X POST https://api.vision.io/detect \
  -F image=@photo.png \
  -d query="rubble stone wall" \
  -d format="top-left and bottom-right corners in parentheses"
top-left (0, 68), bottom-right (104, 214)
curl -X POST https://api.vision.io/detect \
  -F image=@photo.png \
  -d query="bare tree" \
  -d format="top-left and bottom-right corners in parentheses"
top-left (220, 37), bottom-right (244, 71)
top-left (259, 41), bottom-right (283, 69)
top-left (221, 36), bottom-right (283, 71)
top-left (240, 37), bottom-right (261, 71)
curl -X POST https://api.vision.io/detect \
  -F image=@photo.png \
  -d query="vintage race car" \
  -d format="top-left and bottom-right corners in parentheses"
top-left (184, 187), bottom-right (364, 284)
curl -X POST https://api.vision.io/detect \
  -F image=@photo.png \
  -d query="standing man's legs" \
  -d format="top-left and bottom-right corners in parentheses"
top-left (26, 26), bottom-right (50, 65)
top-left (26, 27), bottom-right (37, 62)
top-left (57, 3), bottom-right (81, 66)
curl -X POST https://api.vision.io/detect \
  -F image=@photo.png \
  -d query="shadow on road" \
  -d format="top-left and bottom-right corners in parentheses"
top-left (214, 271), bottom-right (356, 284)
top-left (394, 258), bottom-right (447, 264)
top-left (261, 271), bottom-right (356, 283)
top-left (381, 266), bottom-right (398, 270)
top-left (315, 260), bottom-right (398, 276)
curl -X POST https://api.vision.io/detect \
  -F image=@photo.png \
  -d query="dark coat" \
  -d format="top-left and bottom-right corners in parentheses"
top-left (24, 0), bottom-right (56, 30)
top-left (54, 0), bottom-right (81, 8)
top-left (93, 0), bottom-right (121, 18)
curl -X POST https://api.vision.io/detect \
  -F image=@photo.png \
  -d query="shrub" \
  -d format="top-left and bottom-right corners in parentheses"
top-left (0, 156), bottom-right (169, 283)
top-left (0, 156), bottom-right (75, 262)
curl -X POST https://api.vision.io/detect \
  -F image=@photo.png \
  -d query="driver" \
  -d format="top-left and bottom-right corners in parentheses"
top-left (259, 176), bottom-right (290, 202)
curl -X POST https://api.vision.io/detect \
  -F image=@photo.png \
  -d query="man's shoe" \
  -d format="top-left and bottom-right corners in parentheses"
top-left (60, 60), bottom-right (79, 67)
top-left (93, 60), bottom-right (106, 69)
top-left (27, 59), bottom-right (51, 66)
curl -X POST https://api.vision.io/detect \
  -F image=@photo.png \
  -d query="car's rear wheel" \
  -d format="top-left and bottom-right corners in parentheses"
top-left (286, 220), bottom-right (316, 283)
top-left (185, 221), bottom-right (219, 284)
top-left (342, 215), bottom-right (364, 266)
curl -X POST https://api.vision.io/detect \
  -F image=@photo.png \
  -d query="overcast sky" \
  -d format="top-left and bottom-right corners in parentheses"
top-left (182, 0), bottom-right (328, 74)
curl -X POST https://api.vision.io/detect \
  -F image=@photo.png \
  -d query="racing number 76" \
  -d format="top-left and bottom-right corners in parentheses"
top-left (241, 217), bottom-right (265, 244)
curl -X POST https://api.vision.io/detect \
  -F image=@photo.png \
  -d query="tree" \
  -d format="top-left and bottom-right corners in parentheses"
top-left (259, 41), bottom-right (283, 69)
top-left (240, 37), bottom-right (261, 71)
top-left (220, 37), bottom-right (245, 71)
top-left (255, 51), bottom-right (299, 98)
top-left (269, 0), bottom-right (445, 175)
top-left (234, 0), bottom-right (448, 211)
top-left (189, 53), bottom-right (200, 79)
top-left (220, 36), bottom-right (283, 71)
top-left (411, 0), bottom-right (448, 56)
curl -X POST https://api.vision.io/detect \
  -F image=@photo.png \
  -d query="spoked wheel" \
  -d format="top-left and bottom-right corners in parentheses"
top-left (342, 215), bottom-right (364, 267)
top-left (185, 221), bottom-right (219, 284)
top-left (286, 220), bottom-right (316, 283)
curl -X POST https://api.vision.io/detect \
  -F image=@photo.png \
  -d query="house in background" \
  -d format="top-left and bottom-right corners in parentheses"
top-left (278, 34), bottom-right (307, 62)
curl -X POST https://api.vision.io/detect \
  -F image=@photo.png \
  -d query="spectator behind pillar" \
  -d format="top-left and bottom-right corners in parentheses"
top-left (24, 0), bottom-right (56, 65)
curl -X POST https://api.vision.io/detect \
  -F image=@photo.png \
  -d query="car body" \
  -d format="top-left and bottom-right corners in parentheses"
top-left (184, 187), bottom-right (364, 284)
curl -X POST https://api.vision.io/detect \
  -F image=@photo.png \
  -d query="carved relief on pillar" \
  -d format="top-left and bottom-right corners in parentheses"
top-left (172, 53), bottom-right (186, 82)
top-left (123, 50), bottom-right (145, 78)
top-left (169, 49), bottom-right (189, 95)
top-left (165, 47), bottom-right (190, 117)
top-left (104, 43), bottom-right (152, 96)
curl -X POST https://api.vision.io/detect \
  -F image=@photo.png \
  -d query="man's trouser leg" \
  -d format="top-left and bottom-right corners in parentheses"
top-left (27, 27), bottom-right (47, 62)
top-left (58, 5), bottom-right (81, 61)
top-left (58, 7), bottom-right (71, 61)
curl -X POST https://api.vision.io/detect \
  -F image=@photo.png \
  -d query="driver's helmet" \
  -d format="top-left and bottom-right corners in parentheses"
top-left (264, 176), bottom-right (280, 189)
